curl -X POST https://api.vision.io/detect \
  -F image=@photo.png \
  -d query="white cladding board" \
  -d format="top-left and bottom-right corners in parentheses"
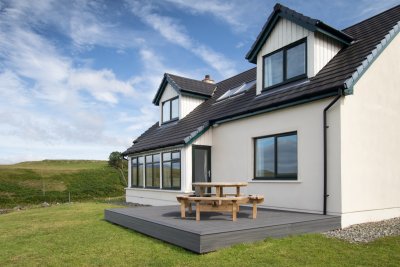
top-left (256, 17), bottom-right (343, 94)
top-left (340, 34), bottom-right (400, 227)
top-left (180, 95), bottom-right (204, 118)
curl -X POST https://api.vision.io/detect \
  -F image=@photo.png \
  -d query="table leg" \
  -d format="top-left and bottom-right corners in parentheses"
top-left (232, 201), bottom-right (237, 221)
top-left (196, 201), bottom-right (200, 221)
top-left (252, 202), bottom-right (257, 219)
top-left (180, 201), bottom-right (186, 218)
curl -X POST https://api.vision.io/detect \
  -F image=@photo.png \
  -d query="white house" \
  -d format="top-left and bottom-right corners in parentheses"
top-left (122, 4), bottom-right (400, 228)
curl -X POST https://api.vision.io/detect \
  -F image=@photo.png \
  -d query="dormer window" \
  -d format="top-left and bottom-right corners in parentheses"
top-left (162, 96), bottom-right (179, 123)
top-left (263, 39), bottom-right (306, 90)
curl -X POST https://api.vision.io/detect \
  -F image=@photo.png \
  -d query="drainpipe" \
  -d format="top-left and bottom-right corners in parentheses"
top-left (323, 89), bottom-right (343, 215)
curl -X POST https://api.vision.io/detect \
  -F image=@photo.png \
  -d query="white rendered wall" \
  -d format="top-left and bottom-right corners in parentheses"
top-left (256, 18), bottom-right (343, 94)
top-left (180, 95), bottom-right (204, 118)
top-left (211, 98), bottom-right (341, 214)
top-left (340, 34), bottom-right (400, 227)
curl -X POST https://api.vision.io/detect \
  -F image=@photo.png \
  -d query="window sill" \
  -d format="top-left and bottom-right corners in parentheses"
top-left (125, 187), bottom-right (184, 193)
top-left (249, 180), bottom-right (302, 184)
top-left (161, 118), bottom-right (179, 125)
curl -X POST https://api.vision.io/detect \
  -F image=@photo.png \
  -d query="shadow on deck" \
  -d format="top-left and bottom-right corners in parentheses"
top-left (104, 205), bottom-right (340, 253)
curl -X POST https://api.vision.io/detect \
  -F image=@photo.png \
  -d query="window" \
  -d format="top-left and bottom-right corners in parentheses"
top-left (217, 80), bottom-right (256, 101)
top-left (162, 151), bottom-right (181, 189)
top-left (145, 154), bottom-right (160, 188)
top-left (162, 97), bottom-right (179, 123)
top-left (254, 132), bottom-right (297, 180)
top-left (263, 39), bottom-right (306, 89)
top-left (131, 157), bottom-right (144, 187)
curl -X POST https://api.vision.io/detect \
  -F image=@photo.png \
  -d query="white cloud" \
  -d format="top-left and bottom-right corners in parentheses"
top-left (127, 0), bottom-right (237, 78)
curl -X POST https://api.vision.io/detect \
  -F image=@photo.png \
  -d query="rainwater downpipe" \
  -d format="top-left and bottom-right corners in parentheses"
top-left (323, 89), bottom-right (343, 215)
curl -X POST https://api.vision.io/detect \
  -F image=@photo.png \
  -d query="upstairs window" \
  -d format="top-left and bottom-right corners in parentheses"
top-left (263, 39), bottom-right (306, 90)
top-left (162, 97), bottom-right (179, 123)
top-left (217, 80), bottom-right (256, 101)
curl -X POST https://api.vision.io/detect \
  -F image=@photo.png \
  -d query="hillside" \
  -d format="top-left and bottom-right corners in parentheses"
top-left (0, 160), bottom-right (126, 208)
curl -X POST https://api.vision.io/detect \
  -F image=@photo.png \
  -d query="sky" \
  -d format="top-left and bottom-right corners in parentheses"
top-left (0, 0), bottom-right (398, 164)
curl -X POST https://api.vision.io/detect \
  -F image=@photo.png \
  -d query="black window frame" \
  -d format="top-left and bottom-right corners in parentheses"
top-left (145, 154), bottom-right (161, 189)
top-left (262, 38), bottom-right (307, 91)
top-left (161, 96), bottom-right (179, 124)
top-left (131, 156), bottom-right (144, 188)
top-left (253, 131), bottom-right (298, 180)
top-left (162, 151), bottom-right (181, 190)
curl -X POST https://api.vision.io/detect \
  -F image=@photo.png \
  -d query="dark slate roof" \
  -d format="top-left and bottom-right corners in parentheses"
top-left (246, 3), bottom-right (354, 63)
top-left (123, 4), bottom-right (400, 156)
top-left (152, 73), bottom-right (216, 105)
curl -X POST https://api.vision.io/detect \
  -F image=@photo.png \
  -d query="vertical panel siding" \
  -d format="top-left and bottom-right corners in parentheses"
top-left (313, 32), bottom-right (342, 75)
top-left (180, 96), bottom-right (204, 118)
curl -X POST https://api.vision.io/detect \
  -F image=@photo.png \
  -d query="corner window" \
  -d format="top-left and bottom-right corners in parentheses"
top-left (263, 39), bottom-right (306, 89)
top-left (254, 132), bottom-right (297, 180)
top-left (145, 154), bottom-right (160, 188)
top-left (131, 157), bottom-right (144, 187)
top-left (162, 151), bottom-right (181, 190)
top-left (162, 97), bottom-right (179, 123)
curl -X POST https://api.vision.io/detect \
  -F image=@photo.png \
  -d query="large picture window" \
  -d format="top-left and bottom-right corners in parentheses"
top-left (254, 132), bottom-right (297, 180)
top-left (145, 154), bottom-right (160, 188)
top-left (131, 156), bottom-right (144, 187)
top-left (162, 151), bottom-right (181, 190)
top-left (263, 39), bottom-right (306, 89)
top-left (162, 97), bottom-right (179, 123)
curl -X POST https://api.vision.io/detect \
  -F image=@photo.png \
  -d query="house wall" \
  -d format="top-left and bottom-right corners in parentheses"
top-left (340, 34), bottom-right (400, 227)
top-left (180, 95), bottom-right (204, 118)
top-left (256, 18), bottom-right (342, 94)
top-left (159, 84), bottom-right (179, 125)
top-left (211, 98), bottom-right (342, 214)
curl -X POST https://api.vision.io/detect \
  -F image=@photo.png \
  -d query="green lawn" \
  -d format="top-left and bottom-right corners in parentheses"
top-left (0, 203), bottom-right (399, 266)
top-left (0, 160), bottom-right (125, 208)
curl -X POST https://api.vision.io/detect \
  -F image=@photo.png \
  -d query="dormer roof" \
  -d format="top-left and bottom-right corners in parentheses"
top-left (246, 3), bottom-right (354, 63)
top-left (152, 73), bottom-right (216, 105)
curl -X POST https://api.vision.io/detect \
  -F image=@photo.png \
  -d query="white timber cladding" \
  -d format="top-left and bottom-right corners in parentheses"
top-left (340, 34), bottom-right (400, 227)
top-left (180, 95), bottom-right (204, 118)
top-left (159, 83), bottom-right (179, 125)
top-left (256, 17), bottom-right (343, 94)
top-left (211, 98), bottom-right (341, 214)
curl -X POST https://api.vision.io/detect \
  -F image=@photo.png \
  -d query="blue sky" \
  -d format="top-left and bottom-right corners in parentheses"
top-left (0, 0), bottom-right (398, 164)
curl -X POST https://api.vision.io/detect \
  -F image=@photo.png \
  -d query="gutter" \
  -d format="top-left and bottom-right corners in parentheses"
top-left (323, 89), bottom-right (343, 215)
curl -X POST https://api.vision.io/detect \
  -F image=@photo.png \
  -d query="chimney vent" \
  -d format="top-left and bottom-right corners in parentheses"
top-left (202, 74), bottom-right (214, 84)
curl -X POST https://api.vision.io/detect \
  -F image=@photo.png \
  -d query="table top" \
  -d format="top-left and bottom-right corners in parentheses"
top-left (192, 182), bottom-right (248, 187)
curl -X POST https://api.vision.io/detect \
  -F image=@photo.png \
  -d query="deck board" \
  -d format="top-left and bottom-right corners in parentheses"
top-left (105, 205), bottom-right (341, 253)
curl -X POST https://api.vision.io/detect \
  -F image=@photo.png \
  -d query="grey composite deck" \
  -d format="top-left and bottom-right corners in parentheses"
top-left (104, 205), bottom-right (341, 253)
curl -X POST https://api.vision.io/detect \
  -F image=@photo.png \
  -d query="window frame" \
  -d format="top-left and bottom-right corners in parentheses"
top-left (145, 154), bottom-right (160, 189)
top-left (161, 96), bottom-right (179, 124)
top-left (162, 151), bottom-right (181, 190)
top-left (262, 38), bottom-right (307, 91)
top-left (131, 157), bottom-right (144, 188)
top-left (253, 131), bottom-right (298, 180)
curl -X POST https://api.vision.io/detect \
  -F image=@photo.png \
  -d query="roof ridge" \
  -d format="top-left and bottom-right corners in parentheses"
top-left (342, 4), bottom-right (400, 32)
top-left (166, 72), bottom-right (216, 87)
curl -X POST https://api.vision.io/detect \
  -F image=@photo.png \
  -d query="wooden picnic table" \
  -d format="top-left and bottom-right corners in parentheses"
top-left (192, 182), bottom-right (248, 198)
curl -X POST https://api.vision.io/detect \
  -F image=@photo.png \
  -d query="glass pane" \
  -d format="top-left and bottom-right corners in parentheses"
top-left (138, 164), bottom-right (143, 187)
top-left (131, 158), bottom-right (137, 165)
top-left (162, 101), bottom-right (170, 122)
top-left (277, 135), bottom-right (298, 176)
top-left (171, 98), bottom-right (179, 119)
top-left (131, 166), bottom-right (138, 186)
top-left (172, 162), bottom-right (181, 188)
top-left (194, 149), bottom-right (208, 183)
top-left (153, 162), bottom-right (160, 187)
top-left (286, 42), bottom-right (306, 79)
top-left (145, 164), bottom-right (153, 187)
top-left (172, 151), bottom-right (180, 160)
top-left (145, 155), bottom-right (152, 163)
top-left (163, 162), bottom-right (171, 188)
top-left (255, 137), bottom-right (275, 177)
top-left (153, 154), bottom-right (160, 163)
top-left (264, 51), bottom-right (283, 88)
top-left (138, 157), bottom-right (144, 164)
top-left (163, 152), bottom-right (171, 161)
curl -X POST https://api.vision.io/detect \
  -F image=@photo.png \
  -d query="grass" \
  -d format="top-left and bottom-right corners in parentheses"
top-left (0, 202), bottom-right (399, 266)
top-left (0, 160), bottom-right (125, 208)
